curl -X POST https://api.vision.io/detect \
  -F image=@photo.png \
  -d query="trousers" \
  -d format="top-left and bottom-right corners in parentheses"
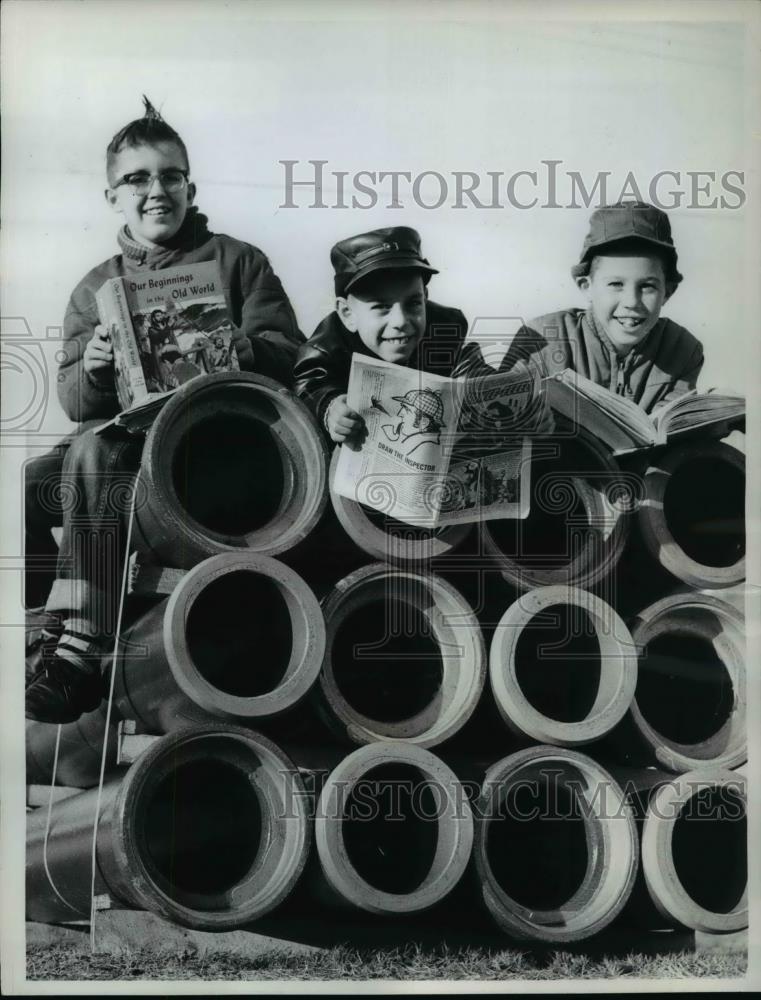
top-left (44, 423), bottom-right (143, 639)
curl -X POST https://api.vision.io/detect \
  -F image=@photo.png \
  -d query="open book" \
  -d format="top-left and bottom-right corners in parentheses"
top-left (94, 261), bottom-right (239, 432)
top-left (333, 355), bottom-right (539, 528)
top-left (544, 369), bottom-right (745, 456)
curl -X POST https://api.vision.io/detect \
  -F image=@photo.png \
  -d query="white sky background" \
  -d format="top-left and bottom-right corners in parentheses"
top-left (1, 1), bottom-right (761, 992)
top-left (2, 0), bottom-right (757, 437)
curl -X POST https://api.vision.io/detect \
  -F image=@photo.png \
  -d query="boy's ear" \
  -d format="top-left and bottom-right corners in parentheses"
top-left (186, 181), bottom-right (196, 205)
top-left (104, 187), bottom-right (123, 214)
top-left (663, 282), bottom-right (677, 302)
top-left (574, 275), bottom-right (591, 295)
top-left (336, 297), bottom-right (358, 333)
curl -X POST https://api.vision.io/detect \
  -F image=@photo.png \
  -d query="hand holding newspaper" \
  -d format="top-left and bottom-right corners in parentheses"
top-left (333, 355), bottom-right (539, 528)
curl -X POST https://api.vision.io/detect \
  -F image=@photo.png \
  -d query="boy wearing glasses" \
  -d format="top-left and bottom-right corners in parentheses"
top-left (25, 98), bottom-right (302, 722)
top-left (61, 97), bottom-right (300, 416)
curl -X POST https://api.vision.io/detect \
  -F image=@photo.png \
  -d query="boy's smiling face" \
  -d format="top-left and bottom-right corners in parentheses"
top-left (337, 270), bottom-right (427, 364)
top-left (577, 251), bottom-right (672, 355)
top-left (105, 141), bottom-right (195, 248)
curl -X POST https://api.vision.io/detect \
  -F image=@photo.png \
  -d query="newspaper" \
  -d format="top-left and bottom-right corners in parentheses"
top-left (333, 354), bottom-right (538, 527)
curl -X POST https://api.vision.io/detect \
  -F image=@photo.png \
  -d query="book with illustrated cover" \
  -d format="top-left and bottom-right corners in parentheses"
top-left (95, 261), bottom-right (240, 415)
top-left (544, 369), bottom-right (745, 455)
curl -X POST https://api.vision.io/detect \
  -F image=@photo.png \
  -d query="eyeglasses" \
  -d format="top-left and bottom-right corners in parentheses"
top-left (114, 169), bottom-right (189, 196)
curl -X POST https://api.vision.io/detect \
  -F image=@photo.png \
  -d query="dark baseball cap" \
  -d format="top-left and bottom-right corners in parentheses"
top-left (331, 226), bottom-right (438, 295)
top-left (572, 201), bottom-right (682, 283)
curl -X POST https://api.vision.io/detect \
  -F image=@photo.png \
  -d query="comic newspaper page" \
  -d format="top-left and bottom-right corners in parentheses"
top-left (333, 354), bottom-right (536, 527)
top-left (333, 355), bottom-right (459, 526)
top-left (437, 363), bottom-right (537, 525)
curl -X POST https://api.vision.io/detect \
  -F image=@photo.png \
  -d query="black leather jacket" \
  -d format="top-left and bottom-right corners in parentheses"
top-left (294, 300), bottom-right (469, 429)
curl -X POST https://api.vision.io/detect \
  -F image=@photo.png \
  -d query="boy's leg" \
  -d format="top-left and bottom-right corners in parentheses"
top-left (25, 427), bottom-right (143, 723)
top-left (23, 420), bottom-right (116, 609)
top-left (24, 444), bottom-right (69, 609)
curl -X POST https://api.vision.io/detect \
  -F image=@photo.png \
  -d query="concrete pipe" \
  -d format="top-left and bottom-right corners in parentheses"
top-left (135, 372), bottom-right (329, 568)
top-left (474, 746), bottom-right (638, 942)
top-left (482, 429), bottom-right (631, 591)
top-left (624, 593), bottom-right (746, 772)
top-left (489, 587), bottom-right (638, 746)
top-left (316, 562), bottom-right (486, 747)
top-left (637, 441), bottom-right (745, 588)
top-left (26, 725), bottom-right (310, 930)
top-left (328, 448), bottom-right (471, 564)
top-left (642, 768), bottom-right (747, 933)
top-left (25, 704), bottom-right (118, 789)
top-left (314, 742), bottom-right (473, 915)
top-left (113, 552), bottom-right (325, 733)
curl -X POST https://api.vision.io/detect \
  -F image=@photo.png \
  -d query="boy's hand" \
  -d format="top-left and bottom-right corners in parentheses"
top-left (326, 394), bottom-right (365, 444)
top-left (83, 325), bottom-right (114, 381)
top-left (231, 329), bottom-right (254, 370)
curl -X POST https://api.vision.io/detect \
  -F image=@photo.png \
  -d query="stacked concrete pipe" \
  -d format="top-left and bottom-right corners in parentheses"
top-left (489, 586), bottom-right (638, 747)
top-left (637, 440), bottom-right (745, 589)
top-left (25, 704), bottom-right (118, 789)
top-left (620, 593), bottom-right (746, 772)
top-left (113, 552), bottom-right (325, 734)
top-left (641, 768), bottom-right (747, 933)
top-left (26, 726), bottom-right (310, 930)
top-left (315, 562), bottom-right (486, 747)
top-left (328, 449), bottom-right (471, 564)
top-left (133, 372), bottom-right (329, 568)
top-left (481, 428), bottom-right (632, 590)
top-left (313, 742), bottom-right (473, 915)
top-left (473, 746), bottom-right (639, 942)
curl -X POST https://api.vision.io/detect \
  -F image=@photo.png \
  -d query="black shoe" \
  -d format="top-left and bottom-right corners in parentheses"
top-left (25, 610), bottom-right (63, 688)
top-left (25, 657), bottom-right (103, 724)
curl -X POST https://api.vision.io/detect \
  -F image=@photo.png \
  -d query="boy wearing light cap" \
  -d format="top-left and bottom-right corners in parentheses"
top-left (294, 227), bottom-right (468, 443)
top-left (454, 201), bottom-right (704, 413)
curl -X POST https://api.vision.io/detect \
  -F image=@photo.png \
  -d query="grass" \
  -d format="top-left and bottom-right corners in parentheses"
top-left (26, 942), bottom-right (747, 982)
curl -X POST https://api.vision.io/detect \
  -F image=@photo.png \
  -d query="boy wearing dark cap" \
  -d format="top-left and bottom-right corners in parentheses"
top-left (294, 227), bottom-right (468, 443)
top-left (25, 98), bottom-right (302, 723)
top-left (454, 201), bottom-right (703, 414)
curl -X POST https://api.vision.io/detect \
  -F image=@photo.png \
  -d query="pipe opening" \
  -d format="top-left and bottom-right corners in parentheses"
top-left (171, 409), bottom-right (286, 536)
top-left (486, 775), bottom-right (590, 911)
top-left (186, 570), bottom-right (293, 696)
top-left (663, 457), bottom-right (745, 568)
top-left (636, 634), bottom-right (734, 745)
top-left (341, 763), bottom-right (440, 894)
top-left (671, 788), bottom-right (746, 914)
top-left (359, 504), bottom-right (448, 542)
top-left (332, 600), bottom-right (443, 722)
top-left (140, 759), bottom-right (262, 897)
top-left (487, 489), bottom-right (590, 572)
top-left (513, 605), bottom-right (602, 722)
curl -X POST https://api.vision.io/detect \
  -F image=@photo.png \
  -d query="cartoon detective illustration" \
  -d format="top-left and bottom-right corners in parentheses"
top-left (381, 388), bottom-right (446, 456)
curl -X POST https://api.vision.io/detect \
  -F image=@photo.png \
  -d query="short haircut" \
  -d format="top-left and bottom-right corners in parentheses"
top-left (581, 237), bottom-right (683, 287)
top-left (106, 96), bottom-right (189, 185)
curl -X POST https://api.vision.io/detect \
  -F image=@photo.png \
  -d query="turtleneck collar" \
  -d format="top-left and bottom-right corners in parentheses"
top-left (117, 206), bottom-right (213, 268)
top-left (583, 307), bottom-right (662, 363)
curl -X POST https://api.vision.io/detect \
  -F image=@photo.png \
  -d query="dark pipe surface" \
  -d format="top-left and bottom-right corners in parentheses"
top-left (26, 725), bottom-right (311, 930)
